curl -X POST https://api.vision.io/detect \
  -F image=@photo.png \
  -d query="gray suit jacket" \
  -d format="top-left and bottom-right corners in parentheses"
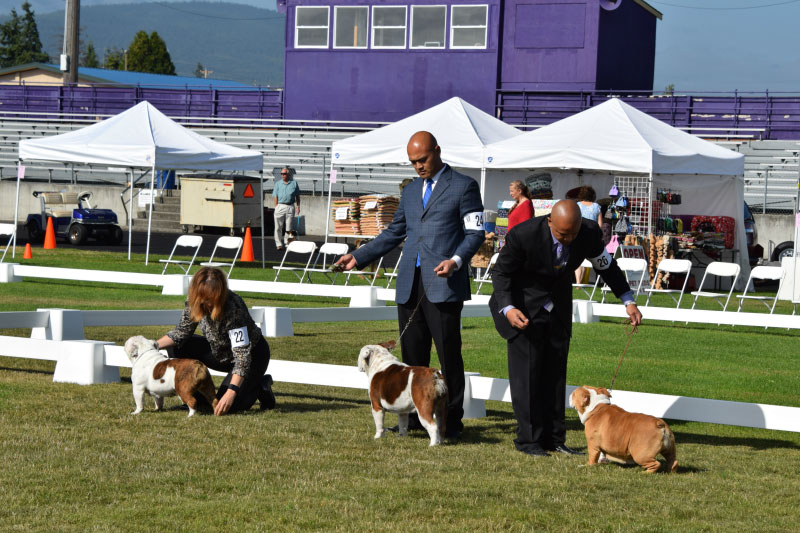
top-left (352, 166), bottom-right (485, 304)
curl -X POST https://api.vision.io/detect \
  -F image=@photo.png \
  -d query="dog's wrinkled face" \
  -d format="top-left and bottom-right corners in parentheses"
top-left (124, 335), bottom-right (157, 364)
top-left (357, 344), bottom-right (397, 374)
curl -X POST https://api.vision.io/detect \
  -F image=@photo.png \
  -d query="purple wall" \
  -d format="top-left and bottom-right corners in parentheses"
top-left (596, 0), bottom-right (657, 90)
top-left (500, 0), bottom-right (601, 91)
top-left (500, 0), bottom-right (658, 92)
top-left (282, 0), bottom-right (501, 121)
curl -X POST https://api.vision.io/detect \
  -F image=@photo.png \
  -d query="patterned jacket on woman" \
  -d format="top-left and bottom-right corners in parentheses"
top-left (166, 291), bottom-right (263, 378)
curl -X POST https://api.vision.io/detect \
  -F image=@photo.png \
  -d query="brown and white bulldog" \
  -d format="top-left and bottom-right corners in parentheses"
top-left (358, 344), bottom-right (448, 446)
top-left (124, 335), bottom-right (218, 417)
top-left (569, 386), bottom-right (678, 473)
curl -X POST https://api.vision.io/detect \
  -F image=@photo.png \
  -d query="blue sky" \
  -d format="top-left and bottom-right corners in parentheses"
top-left (3, 0), bottom-right (799, 93)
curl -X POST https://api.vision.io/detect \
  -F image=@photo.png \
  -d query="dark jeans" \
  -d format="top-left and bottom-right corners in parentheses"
top-left (172, 335), bottom-right (270, 413)
top-left (397, 266), bottom-right (465, 434)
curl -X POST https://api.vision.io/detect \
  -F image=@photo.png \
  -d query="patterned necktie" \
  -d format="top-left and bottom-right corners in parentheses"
top-left (422, 179), bottom-right (433, 208)
top-left (417, 180), bottom-right (434, 267)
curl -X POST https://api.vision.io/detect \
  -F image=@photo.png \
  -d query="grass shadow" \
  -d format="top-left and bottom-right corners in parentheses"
top-left (668, 427), bottom-right (800, 451)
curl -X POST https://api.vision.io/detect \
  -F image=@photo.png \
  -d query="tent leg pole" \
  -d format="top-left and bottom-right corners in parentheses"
top-left (260, 170), bottom-right (265, 269)
top-left (324, 159), bottom-right (334, 243)
top-left (145, 165), bottom-right (155, 266)
top-left (128, 168), bottom-right (133, 261)
top-left (647, 171), bottom-right (653, 237)
top-left (12, 161), bottom-right (22, 258)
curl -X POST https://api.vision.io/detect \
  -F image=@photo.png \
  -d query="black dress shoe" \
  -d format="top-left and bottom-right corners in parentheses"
top-left (552, 445), bottom-right (584, 456)
top-left (519, 447), bottom-right (550, 457)
top-left (444, 429), bottom-right (462, 440)
top-left (258, 375), bottom-right (276, 410)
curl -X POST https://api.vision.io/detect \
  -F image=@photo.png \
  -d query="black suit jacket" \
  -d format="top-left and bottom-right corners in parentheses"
top-left (488, 215), bottom-right (631, 340)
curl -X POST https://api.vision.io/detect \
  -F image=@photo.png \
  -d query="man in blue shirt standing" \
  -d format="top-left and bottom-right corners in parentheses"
top-left (273, 167), bottom-right (301, 250)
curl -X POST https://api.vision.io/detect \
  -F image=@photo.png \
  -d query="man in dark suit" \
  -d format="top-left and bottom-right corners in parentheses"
top-left (489, 200), bottom-right (642, 457)
top-left (337, 131), bottom-right (485, 439)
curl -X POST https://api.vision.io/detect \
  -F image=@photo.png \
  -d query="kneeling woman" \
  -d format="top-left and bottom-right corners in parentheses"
top-left (156, 266), bottom-right (274, 415)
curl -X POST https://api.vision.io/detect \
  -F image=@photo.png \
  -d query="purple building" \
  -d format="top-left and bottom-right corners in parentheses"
top-left (277, 0), bottom-right (661, 122)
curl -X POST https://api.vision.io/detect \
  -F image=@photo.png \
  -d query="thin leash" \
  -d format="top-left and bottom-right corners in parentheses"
top-left (609, 320), bottom-right (638, 392)
top-left (392, 269), bottom-right (440, 351)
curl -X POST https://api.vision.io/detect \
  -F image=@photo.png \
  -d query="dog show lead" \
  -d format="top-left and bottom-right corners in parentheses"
top-left (155, 266), bottom-right (275, 415)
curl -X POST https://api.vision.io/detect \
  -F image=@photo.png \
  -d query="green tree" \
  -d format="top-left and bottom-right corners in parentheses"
top-left (126, 30), bottom-right (175, 75)
top-left (664, 83), bottom-right (675, 96)
top-left (103, 46), bottom-right (124, 70)
top-left (82, 41), bottom-right (99, 68)
top-left (0, 2), bottom-right (49, 68)
top-left (194, 62), bottom-right (204, 78)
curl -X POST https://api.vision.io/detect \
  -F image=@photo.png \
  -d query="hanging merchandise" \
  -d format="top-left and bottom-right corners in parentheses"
top-left (609, 184), bottom-right (619, 197)
top-left (614, 215), bottom-right (629, 235)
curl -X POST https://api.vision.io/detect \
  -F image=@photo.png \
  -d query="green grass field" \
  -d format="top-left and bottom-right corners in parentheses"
top-left (1, 247), bottom-right (799, 531)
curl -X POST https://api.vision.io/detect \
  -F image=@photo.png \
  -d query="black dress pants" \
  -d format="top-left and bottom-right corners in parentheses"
top-left (172, 335), bottom-right (270, 412)
top-left (507, 307), bottom-right (570, 451)
top-left (397, 267), bottom-right (465, 433)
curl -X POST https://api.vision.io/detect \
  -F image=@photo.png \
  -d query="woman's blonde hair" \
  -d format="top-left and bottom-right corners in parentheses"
top-left (510, 180), bottom-right (532, 200)
top-left (188, 267), bottom-right (228, 322)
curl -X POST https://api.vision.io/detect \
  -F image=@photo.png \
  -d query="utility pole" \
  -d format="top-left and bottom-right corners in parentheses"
top-left (62, 0), bottom-right (80, 84)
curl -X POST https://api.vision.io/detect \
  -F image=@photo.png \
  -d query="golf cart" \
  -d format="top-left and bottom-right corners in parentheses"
top-left (26, 190), bottom-right (123, 245)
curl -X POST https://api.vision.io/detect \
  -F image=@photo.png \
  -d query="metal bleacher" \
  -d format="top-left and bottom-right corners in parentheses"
top-left (0, 112), bottom-right (416, 202)
top-left (0, 111), bottom-right (797, 215)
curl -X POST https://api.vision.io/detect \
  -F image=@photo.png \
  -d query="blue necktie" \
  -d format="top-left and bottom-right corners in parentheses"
top-left (422, 179), bottom-right (433, 208)
top-left (417, 180), bottom-right (434, 267)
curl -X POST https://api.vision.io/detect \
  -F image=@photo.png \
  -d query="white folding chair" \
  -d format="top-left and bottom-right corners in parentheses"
top-left (644, 258), bottom-right (693, 308)
top-left (159, 235), bottom-right (203, 275)
top-left (573, 258), bottom-right (596, 300)
top-left (304, 242), bottom-right (349, 284)
top-left (200, 236), bottom-right (243, 277)
top-left (345, 256), bottom-right (385, 286)
top-left (690, 261), bottom-right (741, 311)
top-left (600, 257), bottom-right (648, 303)
top-left (736, 265), bottom-right (785, 314)
top-left (272, 240), bottom-right (318, 282)
top-left (384, 250), bottom-right (403, 289)
top-left (0, 223), bottom-right (15, 263)
top-left (475, 253), bottom-right (499, 294)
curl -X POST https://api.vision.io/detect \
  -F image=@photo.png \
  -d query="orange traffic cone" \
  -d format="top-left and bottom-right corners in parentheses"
top-left (241, 226), bottom-right (254, 262)
top-left (23, 242), bottom-right (32, 259)
top-left (43, 217), bottom-right (57, 249)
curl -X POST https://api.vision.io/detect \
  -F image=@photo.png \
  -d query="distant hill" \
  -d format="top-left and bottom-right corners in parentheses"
top-left (14, 2), bottom-right (285, 86)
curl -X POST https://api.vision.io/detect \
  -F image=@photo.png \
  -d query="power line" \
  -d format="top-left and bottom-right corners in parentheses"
top-left (651, 0), bottom-right (800, 10)
top-left (151, 1), bottom-right (285, 21)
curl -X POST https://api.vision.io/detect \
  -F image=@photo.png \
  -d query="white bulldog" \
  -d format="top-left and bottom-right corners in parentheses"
top-left (124, 335), bottom-right (218, 417)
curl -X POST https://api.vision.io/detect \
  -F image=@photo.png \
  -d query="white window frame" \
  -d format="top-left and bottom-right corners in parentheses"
top-left (371, 5), bottom-right (407, 49)
top-left (334, 6), bottom-right (369, 49)
top-left (450, 4), bottom-right (489, 49)
top-left (294, 6), bottom-right (330, 49)
top-left (410, 5), bottom-right (447, 50)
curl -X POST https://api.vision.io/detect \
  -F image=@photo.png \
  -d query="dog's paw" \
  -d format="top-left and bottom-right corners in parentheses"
top-left (374, 430), bottom-right (385, 439)
top-left (130, 409), bottom-right (142, 415)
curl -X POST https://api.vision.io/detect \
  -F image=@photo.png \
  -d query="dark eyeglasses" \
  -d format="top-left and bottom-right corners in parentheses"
top-left (280, 172), bottom-right (289, 176)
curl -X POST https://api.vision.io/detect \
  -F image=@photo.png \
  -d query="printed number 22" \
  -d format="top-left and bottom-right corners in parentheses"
top-left (233, 330), bottom-right (244, 343)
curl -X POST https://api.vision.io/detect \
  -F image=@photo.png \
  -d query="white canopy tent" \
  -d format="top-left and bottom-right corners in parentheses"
top-left (483, 98), bottom-right (749, 284)
top-left (327, 97), bottom-right (522, 239)
top-left (16, 101), bottom-right (264, 265)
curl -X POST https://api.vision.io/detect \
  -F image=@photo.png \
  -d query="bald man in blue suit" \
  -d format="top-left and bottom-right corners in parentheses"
top-left (337, 131), bottom-right (485, 439)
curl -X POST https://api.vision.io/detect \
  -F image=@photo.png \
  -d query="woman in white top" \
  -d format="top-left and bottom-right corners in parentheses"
top-left (575, 185), bottom-right (603, 284)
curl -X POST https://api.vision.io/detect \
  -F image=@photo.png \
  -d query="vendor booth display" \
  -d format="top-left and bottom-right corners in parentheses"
top-left (483, 98), bottom-right (748, 287)
top-left (357, 195), bottom-right (399, 236)
top-left (331, 198), bottom-right (361, 235)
